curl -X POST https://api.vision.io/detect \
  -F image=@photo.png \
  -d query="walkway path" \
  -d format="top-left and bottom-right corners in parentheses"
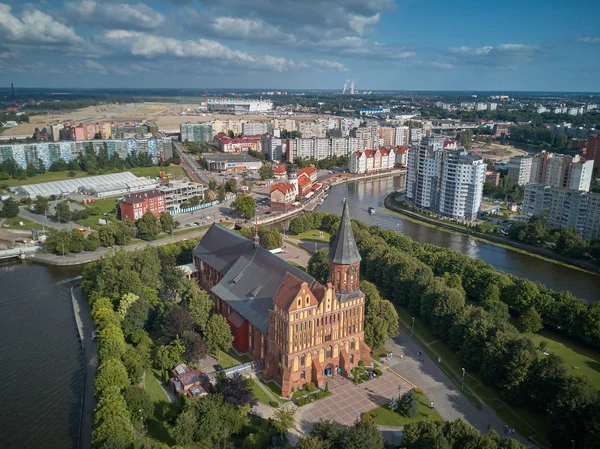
top-left (384, 319), bottom-right (535, 447)
top-left (70, 284), bottom-right (97, 449)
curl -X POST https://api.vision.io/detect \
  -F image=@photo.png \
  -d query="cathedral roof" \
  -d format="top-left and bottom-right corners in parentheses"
top-left (328, 200), bottom-right (362, 265)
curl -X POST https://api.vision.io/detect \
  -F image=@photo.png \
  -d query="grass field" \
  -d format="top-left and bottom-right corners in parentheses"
top-left (216, 350), bottom-right (240, 369)
top-left (2, 216), bottom-right (51, 231)
top-left (528, 330), bottom-right (600, 389)
top-left (246, 377), bottom-right (272, 406)
top-left (88, 197), bottom-right (119, 214)
top-left (129, 165), bottom-right (188, 179)
top-left (1, 170), bottom-right (89, 188)
top-left (296, 229), bottom-right (331, 243)
top-left (144, 369), bottom-right (168, 403)
top-left (369, 392), bottom-right (443, 427)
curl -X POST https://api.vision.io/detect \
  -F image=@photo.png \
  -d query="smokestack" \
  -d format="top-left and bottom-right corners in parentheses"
top-left (11, 83), bottom-right (14, 98)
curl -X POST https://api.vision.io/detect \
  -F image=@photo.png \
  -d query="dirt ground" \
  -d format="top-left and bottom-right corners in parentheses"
top-left (2, 103), bottom-right (317, 134)
top-left (470, 142), bottom-right (528, 161)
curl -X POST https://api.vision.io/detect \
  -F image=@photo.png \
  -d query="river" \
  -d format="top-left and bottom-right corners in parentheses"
top-left (316, 175), bottom-right (600, 302)
top-left (0, 262), bottom-right (84, 449)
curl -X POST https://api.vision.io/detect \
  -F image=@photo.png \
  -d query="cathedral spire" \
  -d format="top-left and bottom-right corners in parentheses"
top-left (253, 216), bottom-right (260, 248)
top-left (328, 200), bottom-right (361, 265)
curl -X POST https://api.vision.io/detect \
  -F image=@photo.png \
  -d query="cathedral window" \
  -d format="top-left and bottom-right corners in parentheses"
top-left (300, 355), bottom-right (305, 366)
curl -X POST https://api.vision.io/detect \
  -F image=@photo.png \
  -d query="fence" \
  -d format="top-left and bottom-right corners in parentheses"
top-left (169, 194), bottom-right (236, 215)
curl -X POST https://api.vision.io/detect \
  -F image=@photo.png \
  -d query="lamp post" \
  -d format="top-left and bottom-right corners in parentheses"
top-left (461, 367), bottom-right (465, 390)
top-left (411, 317), bottom-right (415, 337)
top-left (139, 409), bottom-right (144, 435)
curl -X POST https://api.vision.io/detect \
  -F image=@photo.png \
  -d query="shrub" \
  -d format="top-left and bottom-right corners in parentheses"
top-left (373, 368), bottom-right (382, 376)
top-left (358, 360), bottom-right (365, 367)
top-left (305, 381), bottom-right (316, 392)
top-left (414, 387), bottom-right (424, 395)
top-left (269, 400), bottom-right (279, 408)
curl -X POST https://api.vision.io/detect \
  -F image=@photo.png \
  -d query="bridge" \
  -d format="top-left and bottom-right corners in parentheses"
top-left (0, 246), bottom-right (41, 260)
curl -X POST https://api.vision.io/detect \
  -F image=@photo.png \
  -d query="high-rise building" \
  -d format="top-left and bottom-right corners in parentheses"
top-left (111, 123), bottom-right (149, 139)
top-left (409, 128), bottom-right (424, 143)
top-left (406, 136), bottom-right (485, 220)
top-left (286, 136), bottom-right (374, 161)
top-left (585, 134), bottom-right (600, 171)
top-left (395, 126), bottom-right (410, 146)
top-left (530, 151), bottom-right (593, 191)
top-left (261, 135), bottom-right (286, 161)
top-left (379, 127), bottom-right (397, 147)
top-left (242, 122), bottom-right (270, 136)
top-left (507, 156), bottom-right (532, 185)
top-left (180, 123), bottom-right (213, 142)
top-left (523, 184), bottom-right (600, 240)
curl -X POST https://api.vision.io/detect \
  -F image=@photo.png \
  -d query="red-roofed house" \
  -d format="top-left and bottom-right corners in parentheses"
top-left (443, 139), bottom-right (457, 149)
top-left (169, 364), bottom-right (209, 398)
top-left (298, 166), bottom-right (317, 183)
top-left (298, 172), bottom-right (312, 196)
top-left (215, 134), bottom-right (262, 153)
top-left (270, 183), bottom-right (296, 211)
top-left (273, 165), bottom-right (288, 179)
top-left (349, 147), bottom-right (396, 174)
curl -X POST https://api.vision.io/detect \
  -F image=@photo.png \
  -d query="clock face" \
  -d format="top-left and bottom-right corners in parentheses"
top-left (348, 266), bottom-right (357, 276)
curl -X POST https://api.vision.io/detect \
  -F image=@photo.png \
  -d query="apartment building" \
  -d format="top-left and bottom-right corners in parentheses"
top-left (395, 145), bottom-right (408, 167)
top-left (286, 136), bottom-right (374, 161)
top-left (530, 151), bottom-right (593, 191)
top-left (406, 136), bottom-right (485, 220)
top-left (111, 124), bottom-right (149, 139)
top-left (379, 127), bottom-right (397, 147)
top-left (119, 190), bottom-right (166, 220)
top-left (297, 120), bottom-right (328, 139)
top-left (214, 135), bottom-right (261, 153)
top-left (485, 169), bottom-right (501, 186)
top-left (586, 134), bottom-right (600, 170)
top-left (395, 126), bottom-right (410, 146)
top-left (242, 122), bottom-right (270, 136)
top-left (0, 138), bottom-right (173, 170)
top-left (409, 128), bottom-right (424, 143)
top-left (180, 123), bottom-right (213, 142)
top-left (349, 148), bottom-right (396, 174)
top-left (158, 180), bottom-right (206, 211)
top-left (523, 184), bottom-right (600, 240)
top-left (507, 156), bottom-right (532, 185)
top-left (261, 135), bottom-right (287, 161)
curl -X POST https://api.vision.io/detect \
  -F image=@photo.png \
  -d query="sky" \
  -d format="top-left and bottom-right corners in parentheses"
top-left (0, 0), bottom-right (599, 92)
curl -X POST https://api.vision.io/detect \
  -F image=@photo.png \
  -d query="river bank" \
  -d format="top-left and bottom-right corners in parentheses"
top-left (384, 193), bottom-right (600, 277)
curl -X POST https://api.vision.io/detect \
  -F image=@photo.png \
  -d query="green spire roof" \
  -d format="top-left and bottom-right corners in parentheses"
top-left (328, 200), bottom-right (362, 265)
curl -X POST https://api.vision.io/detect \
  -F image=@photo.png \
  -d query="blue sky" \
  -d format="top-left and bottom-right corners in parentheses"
top-left (0, 0), bottom-right (599, 91)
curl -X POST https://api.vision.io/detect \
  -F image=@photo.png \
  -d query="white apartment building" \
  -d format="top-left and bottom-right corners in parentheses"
top-left (242, 122), bottom-right (269, 136)
top-left (51, 124), bottom-right (64, 142)
top-left (530, 152), bottom-right (593, 192)
top-left (395, 126), bottom-right (410, 146)
top-left (287, 136), bottom-right (368, 161)
top-left (406, 136), bottom-right (484, 220)
top-left (340, 117), bottom-right (361, 137)
top-left (523, 184), bottom-right (600, 240)
top-left (507, 156), bottom-right (533, 185)
top-left (349, 148), bottom-right (396, 174)
top-left (568, 160), bottom-right (594, 191)
top-left (261, 135), bottom-right (287, 161)
top-left (488, 103), bottom-right (498, 111)
top-left (476, 102), bottom-right (488, 111)
top-left (410, 128), bottom-right (424, 143)
top-left (297, 121), bottom-right (327, 139)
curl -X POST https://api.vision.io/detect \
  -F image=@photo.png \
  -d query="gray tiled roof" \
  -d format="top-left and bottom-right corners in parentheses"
top-left (198, 224), bottom-right (316, 333)
top-left (328, 199), bottom-right (362, 265)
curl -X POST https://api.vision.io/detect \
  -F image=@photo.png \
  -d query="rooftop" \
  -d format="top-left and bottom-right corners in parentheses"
top-left (270, 183), bottom-right (295, 195)
top-left (121, 190), bottom-right (164, 204)
top-left (203, 153), bottom-right (262, 163)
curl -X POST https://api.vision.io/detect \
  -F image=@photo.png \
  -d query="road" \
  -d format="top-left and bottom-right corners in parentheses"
top-left (173, 141), bottom-right (211, 184)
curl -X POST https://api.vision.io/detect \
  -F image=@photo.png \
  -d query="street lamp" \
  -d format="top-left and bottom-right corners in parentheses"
top-left (461, 367), bottom-right (465, 390)
top-left (411, 317), bottom-right (415, 337)
top-left (139, 409), bottom-right (144, 435)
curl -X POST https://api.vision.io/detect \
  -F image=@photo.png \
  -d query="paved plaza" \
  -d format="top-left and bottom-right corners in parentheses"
top-left (295, 370), bottom-right (413, 432)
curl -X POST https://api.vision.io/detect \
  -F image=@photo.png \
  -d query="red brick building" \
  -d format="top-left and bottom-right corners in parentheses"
top-left (119, 190), bottom-right (166, 220)
top-left (485, 169), bottom-right (501, 186)
top-left (193, 202), bottom-right (370, 397)
top-left (270, 183), bottom-right (296, 211)
top-left (586, 134), bottom-right (600, 171)
top-left (169, 364), bottom-right (209, 398)
top-left (297, 173), bottom-right (312, 196)
top-left (298, 166), bottom-right (317, 184)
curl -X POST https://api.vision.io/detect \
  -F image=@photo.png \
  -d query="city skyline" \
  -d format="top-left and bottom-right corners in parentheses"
top-left (0, 0), bottom-right (599, 92)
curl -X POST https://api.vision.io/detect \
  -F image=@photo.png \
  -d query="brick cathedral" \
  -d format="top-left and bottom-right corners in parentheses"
top-left (193, 201), bottom-right (370, 397)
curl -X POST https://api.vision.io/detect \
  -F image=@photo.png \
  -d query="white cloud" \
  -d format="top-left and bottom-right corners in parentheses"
top-left (577, 37), bottom-right (600, 43)
top-left (102, 30), bottom-right (346, 72)
top-left (85, 59), bottom-right (107, 74)
top-left (0, 3), bottom-right (82, 46)
top-left (65, 0), bottom-right (166, 30)
top-left (449, 46), bottom-right (494, 55)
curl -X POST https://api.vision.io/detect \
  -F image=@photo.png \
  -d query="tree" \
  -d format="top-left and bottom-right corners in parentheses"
top-left (368, 299), bottom-right (399, 339)
top-left (307, 249), bottom-right (330, 284)
top-left (93, 387), bottom-right (135, 448)
top-left (364, 314), bottom-right (388, 350)
top-left (136, 211), bottom-right (161, 241)
top-left (34, 196), bottom-right (49, 214)
top-left (26, 162), bottom-right (37, 177)
top-left (123, 386), bottom-right (153, 420)
top-left (114, 219), bottom-right (135, 246)
top-left (160, 212), bottom-right (179, 234)
top-left (1, 197), bottom-right (19, 218)
top-left (183, 331), bottom-right (208, 363)
top-left (94, 358), bottom-right (130, 397)
top-left (154, 339), bottom-right (185, 371)
top-left (190, 195), bottom-right (201, 207)
top-left (168, 306), bottom-right (195, 339)
top-left (208, 178), bottom-right (218, 190)
top-left (398, 389), bottom-right (419, 417)
top-left (272, 406), bottom-right (297, 435)
top-left (215, 372), bottom-right (258, 408)
top-left (122, 346), bottom-right (150, 383)
top-left (99, 223), bottom-right (117, 247)
top-left (310, 420), bottom-right (344, 448)
top-left (122, 297), bottom-right (150, 338)
top-left (260, 228), bottom-right (283, 250)
top-left (205, 314), bottom-right (234, 358)
top-left (84, 231), bottom-right (100, 251)
top-left (342, 414), bottom-right (385, 449)
top-left (296, 436), bottom-right (328, 449)
top-left (182, 280), bottom-right (212, 331)
top-left (55, 201), bottom-right (72, 223)
top-left (232, 194), bottom-right (256, 219)
top-left (518, 307), bottom-right (543, 333)
top-left (98, 323), bottom-right (126, 360)
top-left (259, 164), bottom-right (274, 180)
top-left (225, 177), bottom-right (238, 193)
top-left (217, 184), bottom-right (226, 202)
top-left (69, 229), bottom-right (85, 252)
top-left (555, 227), bottom-right (588, 258)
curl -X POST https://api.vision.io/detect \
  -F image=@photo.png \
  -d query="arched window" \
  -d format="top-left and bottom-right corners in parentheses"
top-left (300, 355), bottom-right (305, 366)
top-left (306, 296), bottom-right (310, 305)
top-left (326, 346), bottom-right (332, 359)
top-left (349, 354), bottom-right (354, 363)
top-left (297, 298), bottom-right (301, 307)
top-left (351, 340), bottom-right (355, 350)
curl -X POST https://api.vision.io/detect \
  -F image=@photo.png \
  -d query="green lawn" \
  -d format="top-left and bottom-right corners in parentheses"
top-left (229, 349), bottom-right (253, 364)
top-left (2, 216), bottom-right (52, 231)
top-left (129, 165), bottom-right (189, 179)
top-left (216, 350), bottom-right (240, 369)
top-left (0, 170), bottom-right (89, 188)
top-left (369, 392), bottom-right (443, 427)
top-left (396, 307), bottom-right (436, 344)
top-left (259, 378), bottom-right (290, 403)
top-left (372, 346), bottom-right (389, 359)
top-left (296, 229), bottom-right (331, 243)
top-left (246, 377), bottom-right (272, 406)
top-left (288, 261), bottom-right (307, 271)
top-left (75, 215), bottom-right (116, 230)
top-left (527, 330), bottom-right (600, 390)
top-left (144, 369), bottom-right (168, 403)
top-left (88, 197), bottom-right (119, 213)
